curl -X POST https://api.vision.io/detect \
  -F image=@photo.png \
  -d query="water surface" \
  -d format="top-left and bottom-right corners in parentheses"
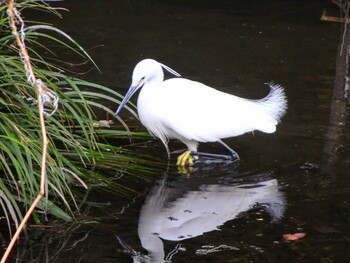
top-left (8, 1), bottom-right (350, 262)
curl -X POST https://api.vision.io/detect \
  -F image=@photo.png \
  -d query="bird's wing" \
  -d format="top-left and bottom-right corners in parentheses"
top-left (158, 78), bottom-right (276, 143)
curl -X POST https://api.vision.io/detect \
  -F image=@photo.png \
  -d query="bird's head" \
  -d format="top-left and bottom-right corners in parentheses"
top-left (132, 58), bottom-right (163, 85)
top-left (115, 59), bottom-right (181, 117)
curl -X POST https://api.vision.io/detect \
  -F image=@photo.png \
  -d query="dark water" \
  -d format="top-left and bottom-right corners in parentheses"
top-left (7, 0), bottom-right (350, 262)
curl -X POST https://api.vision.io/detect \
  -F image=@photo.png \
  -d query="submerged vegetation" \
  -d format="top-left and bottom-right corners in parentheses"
top-left (0, 0), bottom-right (154, 237)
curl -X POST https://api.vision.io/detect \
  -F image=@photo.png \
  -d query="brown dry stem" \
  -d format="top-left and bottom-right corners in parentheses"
top-left (1, 0), bottom-right (49, 262)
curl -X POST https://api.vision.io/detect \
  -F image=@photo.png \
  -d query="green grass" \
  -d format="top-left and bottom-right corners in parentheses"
top-left (0, 0), bottom-right (154, 233)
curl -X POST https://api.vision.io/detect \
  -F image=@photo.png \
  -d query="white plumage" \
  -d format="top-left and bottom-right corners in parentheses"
top-left (115, 59), bottom-right (287, 165)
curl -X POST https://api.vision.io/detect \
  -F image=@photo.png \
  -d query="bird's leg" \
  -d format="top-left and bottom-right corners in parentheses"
top-left (176, 140), bottom-right (239, 166)
top-left (192, 152), bottom-right (234, 161)
top-left (218, 140), bottom-right (240, 161)
top-left (191, 140), bottom-right (240, 162)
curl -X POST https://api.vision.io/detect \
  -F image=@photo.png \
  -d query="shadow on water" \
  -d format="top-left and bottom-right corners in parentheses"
top-left (323, 2), bottom-right (350, 170)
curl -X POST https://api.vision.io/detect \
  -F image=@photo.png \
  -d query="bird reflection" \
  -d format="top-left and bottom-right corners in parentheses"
top-left (118, 171), bottom-right (285, 263)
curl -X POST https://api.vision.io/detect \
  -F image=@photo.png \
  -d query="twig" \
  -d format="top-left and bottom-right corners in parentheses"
top-left (1, 1), bottom-right (50, 262)
top-left (321, 11), bottom-right (350, 23)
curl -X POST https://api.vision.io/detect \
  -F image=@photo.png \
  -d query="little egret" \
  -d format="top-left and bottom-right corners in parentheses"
top-left (115, 59), bottom-right (287, 166)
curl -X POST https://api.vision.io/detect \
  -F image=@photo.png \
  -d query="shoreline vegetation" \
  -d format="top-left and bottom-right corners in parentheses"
top-left (0, 0), bottom-right (154, 261)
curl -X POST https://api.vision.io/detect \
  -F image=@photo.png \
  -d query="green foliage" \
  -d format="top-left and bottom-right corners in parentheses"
top-left (0, 0), bottom-right (149, 232)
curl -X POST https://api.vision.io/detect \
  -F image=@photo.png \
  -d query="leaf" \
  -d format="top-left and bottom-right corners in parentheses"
top-left (283, 232), bottom-right (306, 241)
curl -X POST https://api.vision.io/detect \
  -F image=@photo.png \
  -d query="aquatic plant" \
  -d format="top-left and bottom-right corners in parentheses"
top-left (0, 0), bottom-right (154, 241)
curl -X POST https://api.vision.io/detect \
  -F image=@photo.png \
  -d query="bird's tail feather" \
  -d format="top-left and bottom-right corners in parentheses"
top-left (256, 82), bottom-right (287, 123)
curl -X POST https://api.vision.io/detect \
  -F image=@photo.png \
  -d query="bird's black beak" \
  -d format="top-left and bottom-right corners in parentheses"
top-left (114, 80), bottom-right (144, 118)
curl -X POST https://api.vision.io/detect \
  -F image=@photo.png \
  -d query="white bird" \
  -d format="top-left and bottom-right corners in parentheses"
top-left (115, 59), bottom-right (287, 166)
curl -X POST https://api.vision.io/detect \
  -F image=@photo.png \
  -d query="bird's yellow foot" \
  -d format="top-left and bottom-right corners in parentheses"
top-left (176, 150), bottom-right (194, 166)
